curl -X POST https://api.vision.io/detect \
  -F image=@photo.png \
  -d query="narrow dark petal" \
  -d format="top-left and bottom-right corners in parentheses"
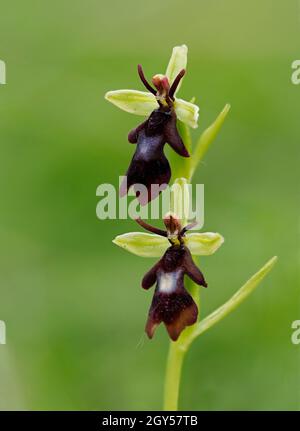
top-left (128, 120), bottom-right (148, 143)
top-left (184, 248), bottom-right (207, 287)
top-left (145, 287), bottom-right (198, 341)
top-left (136, 218), bottom-right (167, 238)
top-left (180, 221), bottom-right (198, 236)
top-left (164, 112), bottom-right (190, 157)
top-left (142, 261), bottom-right (162, 290)
top-left (137, 64), bottom-right (157, 95)
top-left (169, 69), bottom-right (186, 99)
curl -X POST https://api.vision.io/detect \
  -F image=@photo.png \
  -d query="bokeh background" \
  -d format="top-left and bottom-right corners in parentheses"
top-left (0, 0), bottom-right (299, 410)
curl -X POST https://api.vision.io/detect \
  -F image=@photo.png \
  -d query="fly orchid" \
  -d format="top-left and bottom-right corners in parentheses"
top-left (106, 44), bottom-right (277, 410)
top-left (105, 45), bottom-right (199, 205)
top-left (113, 213), bottom-right (224, 340)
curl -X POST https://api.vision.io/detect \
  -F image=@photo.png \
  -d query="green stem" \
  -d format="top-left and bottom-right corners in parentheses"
top-left (163, 342), bottom-right (186, 410)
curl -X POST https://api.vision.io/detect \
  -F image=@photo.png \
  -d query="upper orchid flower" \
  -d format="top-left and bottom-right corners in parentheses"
top-left (105, 45), bottom-right (199, 205)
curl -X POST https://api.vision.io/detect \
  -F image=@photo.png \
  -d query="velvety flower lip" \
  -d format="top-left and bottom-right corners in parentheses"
top-left (119, 105), bottom-right (189, 205)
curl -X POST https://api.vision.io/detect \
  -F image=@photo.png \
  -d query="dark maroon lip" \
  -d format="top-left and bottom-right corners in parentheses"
top-left (136, 217), bottom-right (207, 341)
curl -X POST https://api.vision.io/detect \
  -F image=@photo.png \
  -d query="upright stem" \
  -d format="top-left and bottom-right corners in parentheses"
top-left (163, 342), bottom-right (186, 410)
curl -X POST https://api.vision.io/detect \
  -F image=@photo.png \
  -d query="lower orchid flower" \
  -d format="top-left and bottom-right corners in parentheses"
top-left (113, 213), bottom-right (224, 341)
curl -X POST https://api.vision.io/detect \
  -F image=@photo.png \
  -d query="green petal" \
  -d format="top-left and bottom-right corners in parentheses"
top-left (169, 178), bottom-right (190, 225)
top-left (113, 232), bottom-right (169, 257)
top-left (174, 98), bottom-right (199, 128)
top-left (185, 232), bottom-right (224, 255)
top-left (166, 45), bottom-right (188, 94)
top-left (105, 90), bottom-right (157, 116)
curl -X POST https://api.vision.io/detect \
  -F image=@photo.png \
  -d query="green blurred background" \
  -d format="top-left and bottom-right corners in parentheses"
top-left (0, 0), bottom-right (299, 410)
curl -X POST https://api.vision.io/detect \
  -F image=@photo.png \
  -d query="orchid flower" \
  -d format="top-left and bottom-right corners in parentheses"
top-left (113, 213), bottom-right (224, 340)
top-left (105, 45), bottom-right (199, 129)
top-left (105, 45), bottom-right (199, 205)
